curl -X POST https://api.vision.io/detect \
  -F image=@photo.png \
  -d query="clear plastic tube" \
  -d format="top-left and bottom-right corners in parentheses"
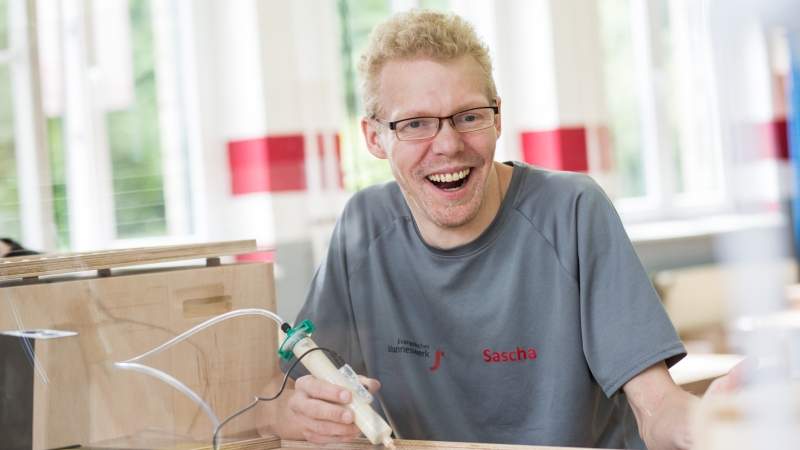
top-left (113, 308), bottom-right (286, 431)
top-left (115, 361), bottom-right (221, 428)
top-left (116, 308), bottom-right (285, 363)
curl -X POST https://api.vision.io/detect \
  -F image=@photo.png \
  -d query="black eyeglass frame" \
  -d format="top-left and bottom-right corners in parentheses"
top-left (373, 104), bottom-right (500, 141)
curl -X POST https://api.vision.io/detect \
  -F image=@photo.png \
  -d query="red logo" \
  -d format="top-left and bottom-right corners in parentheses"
top-left (482, 347), bottom-right (537, 363)
top-left (429, 349), bottom-right (445, 372)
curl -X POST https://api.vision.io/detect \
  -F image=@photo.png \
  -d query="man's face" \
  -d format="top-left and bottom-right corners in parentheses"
top-left (362, 56), bottom-right (501, 234)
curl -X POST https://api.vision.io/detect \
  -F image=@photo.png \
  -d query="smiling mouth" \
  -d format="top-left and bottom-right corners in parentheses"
top-left (427, 168), bottom-right (471, 191)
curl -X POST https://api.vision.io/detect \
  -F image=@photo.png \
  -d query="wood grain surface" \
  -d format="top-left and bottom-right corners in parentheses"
top-left (107, 435), bottom-right (600, 450)
top-left (278, 438), bottom-right (604, 450)
top-left (1, 261), bottom-right (280, 448)
top-left (75, 435), bottom-right (601, 450)
top-left (0, 240), bottom-right (258, 281)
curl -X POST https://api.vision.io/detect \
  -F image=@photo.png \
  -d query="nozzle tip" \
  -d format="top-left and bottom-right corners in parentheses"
top-left (383, 436), bottom-right (396, 449)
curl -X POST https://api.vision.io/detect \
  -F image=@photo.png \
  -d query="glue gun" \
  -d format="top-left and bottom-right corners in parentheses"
top-left (279, 320), bottom-right (396, 448)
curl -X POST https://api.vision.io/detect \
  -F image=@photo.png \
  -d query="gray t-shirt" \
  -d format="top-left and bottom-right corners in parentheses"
top-left (284, 161), bottom-right (685, 449)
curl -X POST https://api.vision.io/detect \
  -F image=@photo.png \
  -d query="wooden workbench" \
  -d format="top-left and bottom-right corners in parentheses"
top-left (279, 438), bottom-right (601, 449)
top-left (191, 436), bottom-right (606, 450)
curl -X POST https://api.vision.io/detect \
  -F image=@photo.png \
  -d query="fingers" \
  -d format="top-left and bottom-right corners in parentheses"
top-left (704, 359), bottom-right (751, 396)
top-left (705, 376), bottom-right (732, 396)
top-left (357, 375), bottom-right (382, 395)
top-left (289, 375), bottom-right (362, 443)
top-left (289, 373), bottom-right (384, 443)
top-left (293, 394), bottom-right (353, 424)
top-left (295, 374), bottom-right (352, 403)
top-left (292, 398), bottom-right (360, 438)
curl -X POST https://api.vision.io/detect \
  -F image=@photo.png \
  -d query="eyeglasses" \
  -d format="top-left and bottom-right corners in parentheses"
top-left (375, 105), bottom-right (499, 141)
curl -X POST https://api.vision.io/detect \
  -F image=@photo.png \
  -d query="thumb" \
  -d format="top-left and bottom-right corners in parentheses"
top-left (357, 375), bottom-right (382, 395)
top-left (705, 359), bottom-right (750, 397)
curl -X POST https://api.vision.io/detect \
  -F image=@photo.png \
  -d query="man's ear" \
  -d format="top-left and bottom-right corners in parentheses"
top-left (361, 117), bottom-right (388, 159)
top-left (494, 96), bottom-right (502, 139)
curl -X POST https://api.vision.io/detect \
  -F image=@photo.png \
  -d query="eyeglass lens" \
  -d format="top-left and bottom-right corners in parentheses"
top-left (394, 107), bottom-right (496, 140)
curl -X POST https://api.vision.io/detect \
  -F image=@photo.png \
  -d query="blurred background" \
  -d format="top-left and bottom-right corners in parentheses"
top-left (1, 0), bottom-right (799, 334)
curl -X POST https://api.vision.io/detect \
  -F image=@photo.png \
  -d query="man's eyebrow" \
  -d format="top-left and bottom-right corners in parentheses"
top-left (393, 102), bottom-right (494, 120)
top-left (392, 110), bottom-right (434, 120)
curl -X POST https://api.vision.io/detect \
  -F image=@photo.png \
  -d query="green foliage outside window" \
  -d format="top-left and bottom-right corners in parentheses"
top-left (0, 0), bottom-right (7, 50)
top-left (0, 0), bottom-right (20, 240)
top-left (0, 65), bottom-right (21, 240)
top-left (107, 0), bottom-right (166, 238)
top-left (47, 118), bottom-right (70, 249)
top-left (598, 0), bottom-right (646, 198)
top-left (418, 0), bottom-right (450, 10)
top-left (338, 0), bottom-right (394, 191)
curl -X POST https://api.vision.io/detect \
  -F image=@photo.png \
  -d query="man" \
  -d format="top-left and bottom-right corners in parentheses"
top-left (272, 10), bottom-right (698, 450)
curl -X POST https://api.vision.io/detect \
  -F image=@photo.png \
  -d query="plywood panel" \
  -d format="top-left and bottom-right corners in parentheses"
top-left (0, 240), bottom-right (257, 281)
top-left (278, 438), bottom-right (603, 450)
top-left (32, 335), bottom-right (90, 450)
top-left (37, 432), bottom-right (614, 450)
top-left (0, 260), bottom-right (280, 448)
top-left (120, 435), bottom-right (610, 450)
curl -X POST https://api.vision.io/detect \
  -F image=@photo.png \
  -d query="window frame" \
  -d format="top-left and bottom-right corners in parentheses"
top-left (612, 0), bottom-right (738, 226)
top-left (6, 0), bottom-right (56, 250)
top-left (7, 0), bottom-right (206, 252)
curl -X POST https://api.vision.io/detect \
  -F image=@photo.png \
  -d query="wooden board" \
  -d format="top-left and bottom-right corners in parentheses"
top-left (0, 240), bottom-right (258, 281)
top-left (278, 438), bottom-right (605, 450)
top-left (0, 261), bottom-right (281, 448)
top-left (669, 353), bottom-right (745, 395)
top-left (84, 433), bottom-right (282, 450)
top-left (184, 435), bottom-right (282, 449)
top-left (73, 435), bottom-right (604, 450)
top-left (165, 436), bottom-right (610, 450)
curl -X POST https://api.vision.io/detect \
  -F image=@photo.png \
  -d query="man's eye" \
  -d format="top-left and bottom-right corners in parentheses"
top-left (462, 114), bottom-right (478, 122)
top-left (399, 119), bottom-right (432, 131)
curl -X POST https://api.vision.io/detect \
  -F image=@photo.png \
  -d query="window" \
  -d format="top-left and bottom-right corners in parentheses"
top-left (46, 118), bottom-right (69, 247)
top-left (0, 66), bottom-right (21, 240)
top-left (0, 0), bottom-right (21, 240)
top-left (38, 0), bottom-right (171, 247)
top-left (598, 0), bottom-right (646, 198)
top-left (106, 0), bottom-right (167, 238)
top-left (338, 0), bottom-right (394, 191)
top-left (337, 0), bottom-right (733, 225)
top-left (338, 0), bottom-right (451, 191)
top-left (598, 0), bottom-right (728, 220)
top-left (0, 0), bottom-right (194, 252)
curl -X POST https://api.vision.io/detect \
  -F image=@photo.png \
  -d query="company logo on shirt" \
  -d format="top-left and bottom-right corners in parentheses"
top-left (482, 346), bottom-right (538, 363)
top-left (429, 349), bottom-right (444, 372)
top-left (387, 338), bottom-right (445, 372)
top-left (388, 338), bottom-right (431, 358)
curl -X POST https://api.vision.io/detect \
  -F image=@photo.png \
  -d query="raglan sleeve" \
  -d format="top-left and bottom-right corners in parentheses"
top-left (575, 181), bottom-right (686, 397)
top-left (279, 208), bottom-right (365, 378)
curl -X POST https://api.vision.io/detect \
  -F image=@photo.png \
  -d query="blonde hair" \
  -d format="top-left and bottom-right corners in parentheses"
top-left (358, 10), bottom-right (497, 117)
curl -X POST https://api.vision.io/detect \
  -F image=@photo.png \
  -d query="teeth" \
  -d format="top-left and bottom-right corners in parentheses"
top-left (428, 168), bottom-right (470, 183)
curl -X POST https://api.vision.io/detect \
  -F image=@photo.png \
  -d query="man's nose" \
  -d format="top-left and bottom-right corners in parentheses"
top-left (432, 119), bottom-right (463, 155)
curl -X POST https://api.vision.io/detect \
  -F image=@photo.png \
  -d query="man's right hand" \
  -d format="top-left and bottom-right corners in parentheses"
top-left (286, 374), bottom-right (381, 444)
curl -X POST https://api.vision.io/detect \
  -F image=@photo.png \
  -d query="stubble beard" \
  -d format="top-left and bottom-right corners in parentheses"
top-left (395, 165), bottom-right (488, 230)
